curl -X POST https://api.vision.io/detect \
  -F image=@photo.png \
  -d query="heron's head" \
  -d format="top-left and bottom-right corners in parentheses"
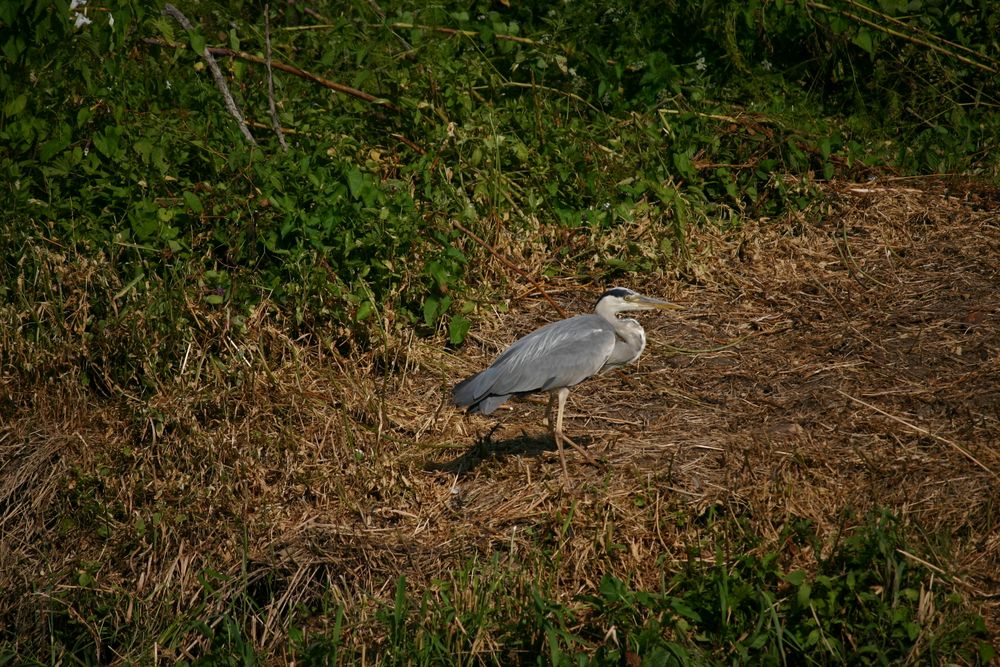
top-left (595, 287), bottom-right (681, 315)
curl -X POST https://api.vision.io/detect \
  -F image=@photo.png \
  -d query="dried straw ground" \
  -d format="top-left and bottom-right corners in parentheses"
top-left (431, 182), bottom-right (1000, 624)
top-left (2, 182), bottom-right (998, 660)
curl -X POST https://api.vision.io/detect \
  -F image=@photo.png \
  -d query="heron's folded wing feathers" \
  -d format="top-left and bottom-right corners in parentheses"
top-left (473, 316), bottom-right (616, 399)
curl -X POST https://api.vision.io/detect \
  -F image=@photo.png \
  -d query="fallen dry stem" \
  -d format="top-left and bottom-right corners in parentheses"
top-left (837, 389), bottom-right (997, 478)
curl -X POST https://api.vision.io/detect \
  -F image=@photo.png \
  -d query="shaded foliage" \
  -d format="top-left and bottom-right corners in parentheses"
top-left (3, 0), bottom-right (998, 393)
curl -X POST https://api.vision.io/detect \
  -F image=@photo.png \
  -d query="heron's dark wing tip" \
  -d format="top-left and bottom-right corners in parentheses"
top-left (469, 394), bottom-right (511, 415)
top-left (453, 370), bottom-right (512, 415)
top-left (453, 372), bottom-right (483, 407)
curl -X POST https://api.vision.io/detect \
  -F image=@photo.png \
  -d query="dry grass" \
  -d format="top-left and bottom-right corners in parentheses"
top-left (1, 182), bottom-right (998, 662)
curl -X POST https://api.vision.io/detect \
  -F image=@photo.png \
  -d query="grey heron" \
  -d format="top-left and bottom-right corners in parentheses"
top-left (453, 287), bottom-right (680, 478)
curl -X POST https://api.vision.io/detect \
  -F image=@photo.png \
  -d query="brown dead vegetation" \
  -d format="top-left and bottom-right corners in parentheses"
top-left (1, 182), bottom-right (998, 660)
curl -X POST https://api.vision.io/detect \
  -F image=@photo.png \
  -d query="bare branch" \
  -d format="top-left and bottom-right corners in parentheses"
top-left (389, 22), bottom-right (542, 46)
top-left (807, 1), bottom-right (1000, 75)
top-left (142, 36), bottom-right (423, 152)
top-left (162, 3), bottom-right (257, 145)
top-left (264, 4), bottom-right (288, 151)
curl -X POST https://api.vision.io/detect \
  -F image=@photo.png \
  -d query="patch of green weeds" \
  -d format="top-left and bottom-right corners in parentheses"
top-left (278, 511), bottom-right (990, 665)
top-left (4, 510), bottom-right (989, 665)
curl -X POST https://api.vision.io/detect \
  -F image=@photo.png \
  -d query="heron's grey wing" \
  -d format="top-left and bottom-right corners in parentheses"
top-left (454, 315), bottom-right (616, 411)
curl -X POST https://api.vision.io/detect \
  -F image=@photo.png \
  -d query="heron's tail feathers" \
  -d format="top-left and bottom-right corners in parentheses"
top-left (452, 374), bottom-right (481, 407)
top-left (453, 371), bottom-right (510, 415)
top-left (465, 393), bottom-right (510, 415)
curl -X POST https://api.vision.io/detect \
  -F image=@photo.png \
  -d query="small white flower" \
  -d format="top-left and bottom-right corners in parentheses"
top-left (166, 79), bottom-right (172, 90)
top-left (694, 52), bottom-right (707, 72)
top-left (108, 13), bottom-right (114, 27)
top-left (73, 11), bottom-right (91, 28)
top-left (761, 59), bottom-right (773, 72)
top-left (69, 0), bottom-right (87, 9)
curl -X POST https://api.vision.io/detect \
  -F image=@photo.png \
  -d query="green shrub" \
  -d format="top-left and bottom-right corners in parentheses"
top-left (2, 0), bottom-right (997, 391)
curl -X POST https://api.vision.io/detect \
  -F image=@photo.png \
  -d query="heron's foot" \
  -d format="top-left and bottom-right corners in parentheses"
top-left (557, 431), bottom-right (599, 467)
top-left (541, 449), bottom-right (571, 481)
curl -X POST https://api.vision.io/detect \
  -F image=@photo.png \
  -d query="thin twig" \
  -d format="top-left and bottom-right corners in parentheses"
top-left (246, 119), bottom-right (302, 135)
top-left (143, 37), bottom-right (424, 152)
top-left (302, 7), bottom-right (326, 22)
top-left (365, 0), bottom-right (412, 50)
top-left (363, 0), bottom-right (385, 19)
top-left (452, 220), bottom-right (567, 318)
top-left (163, 4), bottom-right (257, 145)
top-left (211, 46), bottom-right (401, 112)
top-left (807, 1), bottom-right (999, 75)
top-left (894, 548), bottom-right (976, 591)
top-left (836, 389), bottom-right (997, 478)
top-left (143, 37), bottom-right (402, 113)
top-left (264, 4), bottom-right (288, 151)
top-left (477, 80), bottom-right (602, 113)
top-left (389, 22), bottom-right (541, 46)
top-left (390, 132), bottom-right (425, 154)
top-left (842, 0), bottom-right (1000, 70)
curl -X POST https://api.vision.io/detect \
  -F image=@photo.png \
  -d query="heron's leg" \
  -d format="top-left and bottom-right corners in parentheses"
top-left (549, 390), bottom-right (569, 479)
top-left (553, 387), bottom-right (598, 468)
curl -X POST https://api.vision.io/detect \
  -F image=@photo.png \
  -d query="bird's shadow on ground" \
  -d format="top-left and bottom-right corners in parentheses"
top-left (426, 427), bottom-right (595, 477)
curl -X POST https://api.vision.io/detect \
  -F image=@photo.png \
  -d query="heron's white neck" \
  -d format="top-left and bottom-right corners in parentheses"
top-left (619, 317), bottom-right (646, 350)
top-left (595, 299), bottom-right (627, 322)
top-left (604, 317), bottom-right (647, 368)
